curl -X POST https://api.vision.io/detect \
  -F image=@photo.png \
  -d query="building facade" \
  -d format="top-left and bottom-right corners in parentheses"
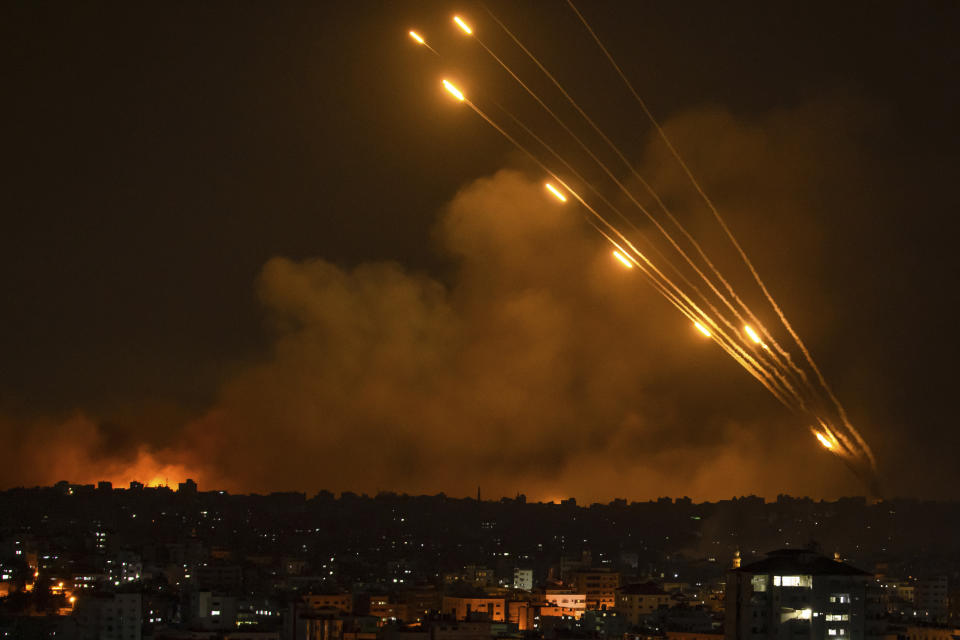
top-left (725, 548), bottom-right (876, 640)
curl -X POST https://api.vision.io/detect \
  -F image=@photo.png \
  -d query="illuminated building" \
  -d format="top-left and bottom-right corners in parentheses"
top-left (106, 550), bottom-right (142, 585)
top-left (513, 568), bottom-right (533, 591)
top-left (368, 595), bottom-right (408, 626)
top-left (616, 581), bottom-right (671, 625)
top-left (544, 589), bottom-right (587, 616)
top-left (184, 591), bottom-right (239, 630)
top-left (441, 596), bottom-right (506, 621)
top-left (616, 582), bottom-right (670, 625)
top-left (570, 569), bottom-right (621, 610)
top-left (725, 548), bottom-right (876, 640)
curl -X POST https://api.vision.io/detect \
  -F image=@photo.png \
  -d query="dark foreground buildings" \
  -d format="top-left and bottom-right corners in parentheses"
top-left (1, 483), bottom-right (959, 640)
top-left (725, 548), bottom-right (880, 640)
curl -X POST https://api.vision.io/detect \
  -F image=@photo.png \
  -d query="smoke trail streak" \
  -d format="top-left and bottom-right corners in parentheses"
top-left (492, 104), bottom-right (804, 406)
top-left (425, 45), bottom-right (795, 399)
top-left (410, 31), bottom-right (799, 404)
top-left (565, 0), bottom-right (876, 471)
top-left (593, 226), bottom-right (793, 408)
top-left (563, 0), bottom-right (820, 415)
top-left (563, 2), bottom-right (836, 422)
top-left (463, 96), bottom-right (794, 406)
top-left (473, 7), bottom-right (806, 404)
top-left (423, 21), bottom-right (800, 406)
top-left (408, 30), bottom-right (441, 57)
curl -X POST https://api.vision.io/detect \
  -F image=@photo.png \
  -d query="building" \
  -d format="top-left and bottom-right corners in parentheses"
top-left (303, 593), bottom-right (354, 615)
top-left (617, 582), bottom-right (671, 625)
top-left (74, 592), bottom-right (142, 640)
top-left (368, 595), bottom-right (408, 626)
top-left (914, 577), bottom-right (949, 622)
top-left (513, 568), bottom-right (533, 591)
top-left (107, 550), bottom-right (142, 585)
top-left (570, 570), bottom-right (620, 610)
top-left (725, 548), bottom-right (875, 640)
top-left (184, 591), bottom-right (240, 630)
top-left (441, 597), bottom-right (506, 621)
top-left (430, 620), bottom-right (509, 640)
top-left (400, 585), bottom-right (440, 624)
top-left (195, 563), bottom-right (243, 593)
top-left (544, 589), bottom-right (587, 614)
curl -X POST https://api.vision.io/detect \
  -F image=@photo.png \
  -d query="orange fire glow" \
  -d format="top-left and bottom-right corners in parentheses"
top-left (96, 450), bottom-right (199, 489)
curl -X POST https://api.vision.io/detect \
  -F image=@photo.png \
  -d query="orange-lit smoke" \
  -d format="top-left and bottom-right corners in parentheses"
top-left (0, 98), bottom-right (884, 501)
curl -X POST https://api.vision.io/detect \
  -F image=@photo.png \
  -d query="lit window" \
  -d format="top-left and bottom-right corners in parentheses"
top-left (830, 594), bottom-right (851, 604)
top-left (773, 575), bottom-right (811, 587)
top-left (826, 614), bottom-right (849, 622)
top-left (751, 575), bottom-right (768, 592)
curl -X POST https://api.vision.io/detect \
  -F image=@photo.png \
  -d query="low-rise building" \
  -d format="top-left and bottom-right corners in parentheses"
top-left (441, 597), bottom-right (506, 622)
top-left (617, 582), bottom-right (671, 625)
top-left (570, 570), bottom-right (620, 610)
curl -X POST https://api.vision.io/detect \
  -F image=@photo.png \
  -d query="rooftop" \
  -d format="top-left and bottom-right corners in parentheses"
top-left (735, 549), bottom-right (871, 577)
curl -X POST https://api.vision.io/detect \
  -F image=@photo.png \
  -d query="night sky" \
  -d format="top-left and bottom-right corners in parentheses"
top-left (4, 1), bottom-right (958, 501)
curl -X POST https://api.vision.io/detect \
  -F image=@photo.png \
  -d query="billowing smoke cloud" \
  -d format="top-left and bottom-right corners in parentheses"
top-left (1, 101), bottom-right (877, 501)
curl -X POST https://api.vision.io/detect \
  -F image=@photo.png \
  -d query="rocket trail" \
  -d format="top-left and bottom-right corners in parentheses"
top-left (565, 0), bottom-right (876, 472)
top-left (594, 226), bottom-right (792, 407)
top-left (420, 21), bottom-right (804, 414)
top-left (488, 102), bottom-right (803, 406)
top-left (446, 85), bottom-right (793, 405)
top-left (416, 18), bottom-right (797, 406)
top-left (408, 30), bottom-right (440, 57)
top-left (418, 6), bottom-right (877, 492)
top-left (564, 0), bottom-right (828, 416)
top-left (473, 6), bottom-right (807, 405)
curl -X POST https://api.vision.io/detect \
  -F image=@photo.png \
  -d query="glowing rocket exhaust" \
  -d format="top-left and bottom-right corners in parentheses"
top-left (545, 182), bottom-right (567, 202)
top-left (442, 79), bottom-right (466, 101)
top-left (453, 16), bottom-right (473, 35)
top-left (612, 250), bottom-right (633, 269)
top-left (744, 325), bottom-right (762, 344)
top-left (409, 31), bottom-right (426, 45)
top-left (815, 431), bottom-right (834, 450)
top-left (694, 322), bottom-right (712, 338)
